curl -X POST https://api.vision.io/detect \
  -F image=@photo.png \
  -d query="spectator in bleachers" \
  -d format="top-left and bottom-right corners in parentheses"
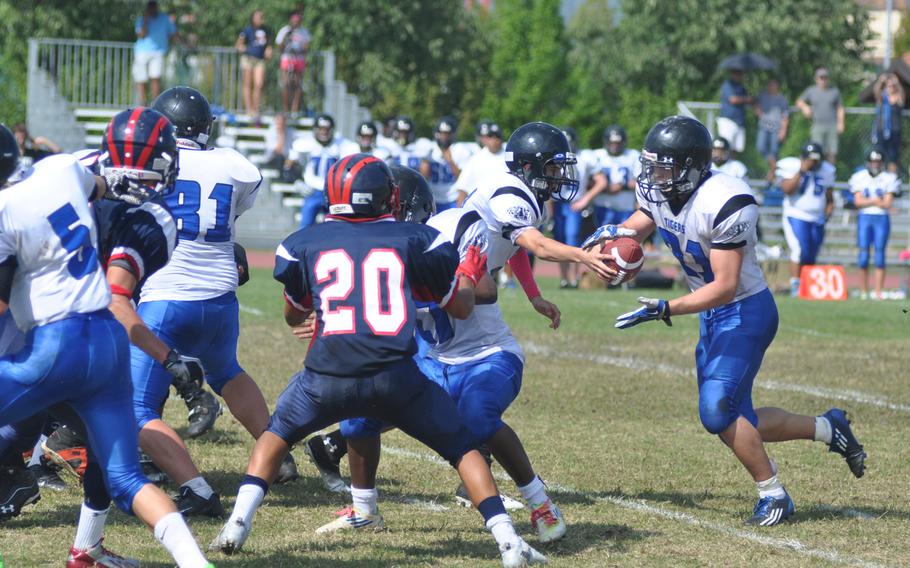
top-left (849, 149), bottom-right (901, 300)
top-left (12, 124), bottom-right (60, 171)
top-left (133, 1), bottom-right (177, 104)
top-left (796, 68), bottom-right (844, 164)
top-left (755, 78), bottom-right (789, 182)
top-left (872, 72), bottom-right (904, 175)
top-left (236, 10), bottom-right (272, 125)
top-left (711, 137), bottom-right (748, 179)
top-left (777, 141), bottom-right (836, 296)
top-left (717, 69), bottom-right (751, 158)
top-left (276, 8), bottom-right (311, 115)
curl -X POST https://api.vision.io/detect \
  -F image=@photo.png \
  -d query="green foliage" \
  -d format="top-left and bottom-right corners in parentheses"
top-left (893, 10), bottom-right (910, 59)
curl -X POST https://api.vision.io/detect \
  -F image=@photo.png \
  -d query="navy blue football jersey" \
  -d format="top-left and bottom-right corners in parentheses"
top-left (93, 195), bottom-right (178, 293)
top-left (274, 218), bottom-right (460, 376)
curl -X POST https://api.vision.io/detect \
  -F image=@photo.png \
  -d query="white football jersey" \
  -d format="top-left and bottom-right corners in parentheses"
top-left (712, 159), bottom-right (748, 180)
top-left (848, 169), bottom-right (900, 215)
top-left (415, 208), bottom-right (523, 364)
top-left (590, 148), bottom-right (641, 210)
top-left (425, 142), bottom-right (475, 205)
top-left (341, 140), bottom-right (393, 163)
top-left (392, 139), bottom-right (433, 171)
top-left (375, 134), bottom-right (402, 157)
top-left (0, 154), bottom-right (111, 331)
top-left (639, 172), bottom-right (766, 302)
top-left (777, 157), bottom-right (836, 223)
top-left (290, 135), bottom-right (351, 192)
top-left (574, 148), bottom-right (598, 202)
top-left (140, 147), bottom-right (261, 302)
top-left (463, 169), bottom-right (543, 272)
top-left (452, 147), bottom-right (507, 196)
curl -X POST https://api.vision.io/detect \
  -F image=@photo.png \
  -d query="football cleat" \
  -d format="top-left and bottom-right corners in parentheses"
top-left (139, 453), bottom-right (169, 486)
top-left (43, 425), bottom-right (88, 479)
top-left (174, 486), bottom-right (225, 518)
top-left (185, 390), bottom-right (222, 439)
top-left (821, 408), bottom-right (867, 478)
top-left (66, 539), bottom-right (140, 568)
top-left (304, 435), bottom-right (348, 493)
top-left (28, 462), bottom-right (67, 491)
top-left (274, 453), bottom-right (300, 485)
top-left (500, 538), bottom-right (548, 567)
top-left (455, 483), bottom-right (525, 511)
top-left (745, 493), bottom-right (794, 527)
top-left (0, 464), bottom-right (40, 521)
top-left (315, 506), bottom-right (384, 533)
top-left (530, 499), bottom-right (566, 543)
top-left (210, 517), bottom-right (250, 555)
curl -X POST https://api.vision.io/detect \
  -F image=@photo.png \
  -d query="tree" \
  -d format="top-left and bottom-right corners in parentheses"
top-left (893, 10), bottom-right (910, 60)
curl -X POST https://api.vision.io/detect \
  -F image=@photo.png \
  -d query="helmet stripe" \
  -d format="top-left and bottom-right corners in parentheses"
top-left (134, 115), bottom-right (169, 170)
top-left (124, 107), bottom-right (145, 167)
top-left (341, 155), bottom-right (381, 204)
top-left (106, 118), bottom-right (122, 167)
top-left (330, 154), bottom-right (355, 205)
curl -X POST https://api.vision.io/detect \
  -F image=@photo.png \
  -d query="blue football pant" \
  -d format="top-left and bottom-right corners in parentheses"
top-left (784, 216), bottom-right (825, 265)
top-left (553, 202), bottom-right (583, 247)
top-left (857, 213), bottom-right (890, 269)
top-left (299, 191), bottom-right (326, 229)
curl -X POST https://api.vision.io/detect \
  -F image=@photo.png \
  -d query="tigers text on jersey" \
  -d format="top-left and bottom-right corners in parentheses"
top-left (275, 217), bottom-right (460, 377)
top-left (848, 169), bottom-right (900, 215)
top-left (416, 208), bottom-right (523, 365)
top-left (712, 159), bottom-right (748, 180)
top-left (639, 172), bottom-right (767, 302)
top-left (776, 157), bottom-right (836, 223)
top-left (0, 154), bottom-right (111, 331)
top-left (140, 147), bottom-right (261, 302)
top-left (452, 147), bottom-right (507, 196)
top-left (463, 169), bottom-right (543, 272)
top-left (589, 148), bottom-right (641, 210)
top-left (290, 135), bottom-right (351, 192)
top-left (425, 142), bottom-right (475, 204)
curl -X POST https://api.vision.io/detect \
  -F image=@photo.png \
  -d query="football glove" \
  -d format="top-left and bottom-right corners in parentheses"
top-left (456, 244), bottom-right (488, 286)
top-left (102, 170), bottom-right (153, 205)
top-left (581, 224), bottom-right (638, 250)
top-left (163, 349), bottom-right (205, 394)
top-left (234, 243), bottom-right (250, 286)
top-left (615, 297), bottom-right (672, 329)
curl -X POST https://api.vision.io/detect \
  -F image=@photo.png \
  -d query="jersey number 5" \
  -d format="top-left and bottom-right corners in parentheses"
top-left (316, 249), bottom-right (407, 336)
top-left (169, 180), bottom-right (234, 242)
top-left (47, 203), bottom-right (99, 279)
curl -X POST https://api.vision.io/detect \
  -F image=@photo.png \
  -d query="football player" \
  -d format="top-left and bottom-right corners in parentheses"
top-left (710, 137), bottom-right (748, 180)
top-left (0, 123), bottom-right (212, 567)
top-left (421, 116), bottom-right (475, 211)
top-left (351, 120), bottom-right (392, 161)
top-left (595, 116), bottom-right (866, 526)
top-left (289, 112), bottom-right (350, 228)
top-left (572, 125), bottom-right (640, 227)
top-left (453, 120), bottom-right (507, 206)
top-left (777, 141), bottom-right (836, 296)
top-left (134, 86), bottom-right (296, 519)
top-left (213, 154), bottom-right (546, 567)
top-left (552, 127), bottom-right (594, 289)
top-left (849, 149), bottom-right (900, 299)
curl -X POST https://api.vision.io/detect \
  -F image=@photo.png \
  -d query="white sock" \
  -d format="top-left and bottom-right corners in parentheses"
top-left (181, 476), bottom-right (214, 500)
top-left (351, 486), bottom-right (379, 515)
top-left (28, 436), bottom-right (46, 467)
top-left (756, 475), bottom-right (787, 499)
top-left (153, 512), bottom-right (209, 568)
top-left (232, 483), bottom-right (265, 528)
top-left (517, 476), bottom-right (548, 507)
top-left (73, 503), bottom-right (109, 550)
top-left (814, 416), bottom-right (833, 444)
top-left (486, 513), bottom-right (520, 550)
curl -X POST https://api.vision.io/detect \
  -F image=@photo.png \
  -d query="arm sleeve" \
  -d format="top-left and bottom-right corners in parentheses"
top-left (711, 197), bottom-right (759, 249)
top-left (508, 249), bottom-right (540, 300)
top-left (409, 229), bottom-right (459, 306)
top-left (108, 205), bottom-right (177, 282)
top-left (274, 241), bottom-right (312, 311)
top-left (489, 191), bottom-right (540, 244)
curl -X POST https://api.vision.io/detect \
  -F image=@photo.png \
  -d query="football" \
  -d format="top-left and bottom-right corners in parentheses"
top-left (601, 236), bottom-right (644, 285)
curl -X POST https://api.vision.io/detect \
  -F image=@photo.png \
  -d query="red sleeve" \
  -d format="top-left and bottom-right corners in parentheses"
top-left (508, 249), bottom-right (540, 301)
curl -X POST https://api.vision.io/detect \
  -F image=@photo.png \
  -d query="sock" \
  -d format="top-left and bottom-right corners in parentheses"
top-left (28, 437), bottom-right (46, 467)
top-left (181, 476), bottom-right (214, 500)
top-left (756, 475), bottom-right (787, 499)
top-left (73, 503), bottom-right (108, 550)
top-left (232, 478), bottom-right (267, 527)
top-left (153, 512), bottom-right (209, 568)
top-left (518, 476), bottom-right (548, 507)
top-left (351, 486), bottom-right (378, 515)
top-left (486, 513), bottom-right (520, 550)
top-left (814, 416), bottom-right (832, 444)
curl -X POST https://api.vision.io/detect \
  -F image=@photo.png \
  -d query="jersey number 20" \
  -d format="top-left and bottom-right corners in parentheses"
top-left (316, 249), bottom-right (406, 336)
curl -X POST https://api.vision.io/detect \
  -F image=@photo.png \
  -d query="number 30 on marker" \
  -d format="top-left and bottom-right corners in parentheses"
top-left (798, 265), bottom-right (847, 301)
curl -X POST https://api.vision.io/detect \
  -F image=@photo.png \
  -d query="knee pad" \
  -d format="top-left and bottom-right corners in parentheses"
top-left (699, 381), bottom-right (735, 435)
top-left (340, 417), bottom-right (385, 439)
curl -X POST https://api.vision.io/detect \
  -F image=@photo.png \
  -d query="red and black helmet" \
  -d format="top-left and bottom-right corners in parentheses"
top-left (99, 107), bottom-right (178, 196)
top-left (324, 153), bottom-right (400, 219)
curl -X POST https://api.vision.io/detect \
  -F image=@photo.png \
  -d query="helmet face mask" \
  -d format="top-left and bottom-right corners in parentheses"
top-left (866, 150), bottom-right (883, 176)
top-left (394, 117), bottom-right (414, 146)
top-left (506, 122), bottom-right (579, 203)
top-left (435, 117), bottom-right (458, 150)
top-left (100, 107), bottom-right (180, 201)
top-left (604, 125), bottom-right (627, 157)
top-left (637, 116), bottom-right (712, 204)
top-left (314, 114), bottom-right (335, 146)
top-left (356, 122), bottom-right (377, 151)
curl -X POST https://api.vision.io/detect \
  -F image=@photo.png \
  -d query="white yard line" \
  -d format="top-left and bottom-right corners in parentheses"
top-left (239, 304), bottom-right (265, 316)
top-left (383, 445), bottom-right (889, 568)
top-left (523, 342), bottom-right (910, 414)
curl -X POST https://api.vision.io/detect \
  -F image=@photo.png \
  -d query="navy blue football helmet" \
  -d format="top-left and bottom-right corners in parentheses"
top-left (324, 153), bottom-right (399, 219)
top-left (434, 116), bottom-right (458, 150)
top-left (394, 116), bottom-right (415, 146)
top-left (99, 107), bottom-right (179, 198)
top-left (314, 114), bottom-right (335, 145)
top-left (152, 86), bottom-right (212, 148)
top-left (638, 116), bottom-right (712, 204)
top-left (390, 165), bottom-right (435, 224)
top-left (505, 121), bottom-right (579, 202)
top-left (0, 123), bottom-right (20, 186)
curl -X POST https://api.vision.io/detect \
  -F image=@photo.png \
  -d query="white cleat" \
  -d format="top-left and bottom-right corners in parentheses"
top-left (210, 517), bottom-right (250, 555)
top-left (315, 506), bottom-right (384, 533)
top-left (530, 499), bottom-right (566, 543)
top-left (501, 538), bottom-right (548, 567)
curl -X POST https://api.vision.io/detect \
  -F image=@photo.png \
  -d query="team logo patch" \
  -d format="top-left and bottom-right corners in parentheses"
top-left (507, 205), bottom-right (532, 224)
top-left (723, 221), bottom-right (750, 239)
top-left (352, 192), bottom-right (374, 205)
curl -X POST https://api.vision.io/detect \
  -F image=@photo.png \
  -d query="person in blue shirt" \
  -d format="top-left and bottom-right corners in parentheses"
top-left (717, 69), bottom-right (752, 158)
top-left (133, 1), bottom-right (177, 104)
top-left (235, 10), bottom-right (272, 123)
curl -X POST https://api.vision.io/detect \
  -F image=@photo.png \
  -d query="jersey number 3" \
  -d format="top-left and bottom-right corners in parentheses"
top-left (316, 249), bottom-right (406, 336)
top-left (169, 180), bottom-right (234, 242)
top-left (47, 203), bottom-right (99, 279)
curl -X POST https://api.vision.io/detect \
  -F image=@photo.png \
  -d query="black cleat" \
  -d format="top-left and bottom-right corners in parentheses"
top-left (174, 485), bottom-right (225, 518)
top-left (821, 408), bottom-right (867, 478)
top-left (42, 424), bottom-right (87, 479)
top-left (304, 435), bottom-right (348, 493)
top-left (0, 464), bottom-right (41, 521)
top-left (28, 461), bottom-right (66, 491)
top-left (185, 390), bottom-right (222, 439)
top-left (274, 453), bottom-right (300, 485)
top-left (139, 453), bottom-right (170, 486)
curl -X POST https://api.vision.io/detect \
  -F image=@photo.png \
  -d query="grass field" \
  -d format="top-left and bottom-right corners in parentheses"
top-left (1, 266), bottom-right (908, 567)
